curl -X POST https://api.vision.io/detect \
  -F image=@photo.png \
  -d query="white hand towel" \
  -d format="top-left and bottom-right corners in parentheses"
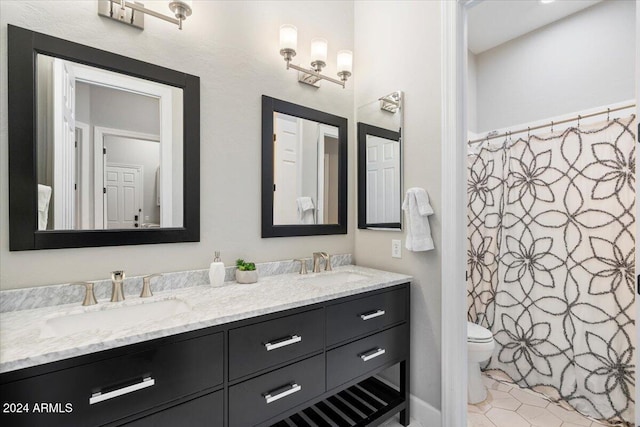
top-left (296, 197), bottom-right (315, 224)
top-left (402, 187), bottom-right (434, 251)
top-left (37, 184), bottom-right (52, 230)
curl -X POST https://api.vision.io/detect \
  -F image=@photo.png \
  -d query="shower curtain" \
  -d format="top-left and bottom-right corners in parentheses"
top-left (467, 114), bottom-right (636, 423)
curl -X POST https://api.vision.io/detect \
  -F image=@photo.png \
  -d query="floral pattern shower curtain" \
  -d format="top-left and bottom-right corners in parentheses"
top-left (467, 115), bottom-right (636, 423)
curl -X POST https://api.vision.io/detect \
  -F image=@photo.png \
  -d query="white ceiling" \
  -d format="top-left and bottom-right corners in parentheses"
top-left (468, 0), bottom-right (602, 55)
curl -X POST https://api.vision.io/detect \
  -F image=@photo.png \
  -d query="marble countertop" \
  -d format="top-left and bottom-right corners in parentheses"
top-left (0, 265), bottom-right (411, 373)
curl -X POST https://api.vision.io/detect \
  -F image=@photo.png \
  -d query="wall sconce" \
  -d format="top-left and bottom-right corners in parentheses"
top-left (379, 92), bottom-right (402, 113)
top-left (98, 0), bottom-right (193, 30)
top-left (279, 24), bottom-right (352, 88)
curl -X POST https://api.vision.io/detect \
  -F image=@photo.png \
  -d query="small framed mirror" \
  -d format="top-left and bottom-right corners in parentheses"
top-left (262, 96), bottom-right (347, 237)
top-left (357, 91), bottom-right (404, 230)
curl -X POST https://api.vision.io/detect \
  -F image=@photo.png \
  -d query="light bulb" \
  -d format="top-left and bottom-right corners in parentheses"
top-left (310, 38), bottom-right (328, 63)
top-left (337, 50), bottom-right (353, 74)
top-left (279, 24), bottom-right (298, 52)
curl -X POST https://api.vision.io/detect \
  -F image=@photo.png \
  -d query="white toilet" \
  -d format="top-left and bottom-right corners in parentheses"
top-left (467, 321), bottom-right (495, 404)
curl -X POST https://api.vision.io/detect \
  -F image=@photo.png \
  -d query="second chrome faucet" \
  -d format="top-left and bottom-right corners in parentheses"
top-left (110, 270), bottom-right (126, 302)
top-left (312, 252), bottom-right (332, 273)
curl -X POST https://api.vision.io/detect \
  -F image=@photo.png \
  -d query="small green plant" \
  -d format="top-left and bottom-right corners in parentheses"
top-left (236, 259), bottom-right (256, 271)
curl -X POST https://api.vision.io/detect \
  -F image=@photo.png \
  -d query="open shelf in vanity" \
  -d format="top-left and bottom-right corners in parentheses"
top-left (271, 377), bottom-right (405, 427)
top-left (1, 281), bottom-right (410, 427)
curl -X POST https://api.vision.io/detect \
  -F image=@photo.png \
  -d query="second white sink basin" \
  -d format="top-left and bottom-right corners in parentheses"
top-left (298, 271), bottom-right (369, 286)
top-left (42, 298), bottom-right (191, 337)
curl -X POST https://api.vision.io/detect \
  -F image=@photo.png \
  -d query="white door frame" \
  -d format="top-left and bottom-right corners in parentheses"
top-left (75, 121), bottom-right (90, 229)
top-left (93, 127), bottom-right (160, 229)
top-left (635, 3), bottom-right (639, 426)
top-left (441, 1), bottom-right (479, 426)
top-left (71, 62), bottom-right (174, 229)
top-left (317, 124), bottom-right (339, 224)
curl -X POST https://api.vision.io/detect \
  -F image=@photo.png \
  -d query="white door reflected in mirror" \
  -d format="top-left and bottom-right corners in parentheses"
top-left (272, 112), bottom-right (340, 226)
top-left (366, 135), bottom-right (401, 224)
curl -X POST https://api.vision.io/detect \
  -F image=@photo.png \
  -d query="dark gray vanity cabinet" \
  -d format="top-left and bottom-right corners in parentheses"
top-left (0, 283), bottom-right (410, 427)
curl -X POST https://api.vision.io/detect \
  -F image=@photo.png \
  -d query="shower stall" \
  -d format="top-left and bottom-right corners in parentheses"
top-left (466, 110), bottom-right (636, 425)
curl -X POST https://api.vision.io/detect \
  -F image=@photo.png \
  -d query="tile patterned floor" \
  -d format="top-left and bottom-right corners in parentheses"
top-left (468, 374), bottom-right (605, 427)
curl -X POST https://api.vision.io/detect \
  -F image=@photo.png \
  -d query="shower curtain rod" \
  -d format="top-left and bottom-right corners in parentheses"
top-left (467, 103), bottom-right (636, 145)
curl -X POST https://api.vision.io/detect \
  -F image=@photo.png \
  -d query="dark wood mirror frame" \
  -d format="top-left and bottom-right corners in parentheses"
top-left (261, 96), bottom-right (347, 238)
top-left (357, 122), bottom-right (402, 230)
top-left (8, 25), bottom-right (200, 250)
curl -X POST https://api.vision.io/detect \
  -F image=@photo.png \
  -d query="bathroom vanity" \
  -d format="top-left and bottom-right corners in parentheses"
top-left (0, 266), bottom-right (411, 427)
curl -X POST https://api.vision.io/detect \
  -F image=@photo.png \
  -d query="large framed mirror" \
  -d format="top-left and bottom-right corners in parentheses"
top-left (357, 91), bottom-right (404, 230)
top-left (8, 25), bottom-right (200, 250)
top-left (261, 96), bottom-right (347, 237)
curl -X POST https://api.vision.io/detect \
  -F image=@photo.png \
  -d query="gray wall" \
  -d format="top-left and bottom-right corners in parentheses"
top-left (354, 0), bottom-right (442, 419)
top-left (467, 51), bottom-right (478, 133)
top-left (471, 0), bottom-right (636, 133)
top-left (0, 0), bottom-right (355, 288)
top-left (88, 85), bottom-right (160, 135)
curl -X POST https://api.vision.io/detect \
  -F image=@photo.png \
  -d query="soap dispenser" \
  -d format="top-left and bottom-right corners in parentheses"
top-left (209, 251), bottom-right (225, 287)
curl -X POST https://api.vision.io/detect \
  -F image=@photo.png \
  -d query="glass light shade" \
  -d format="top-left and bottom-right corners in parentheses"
top-left (310, 38), bottom-right (328, 63)
top-left (337, 50), bottom-right (353, 74)
top-left (279, 25), bottom-right (298, 51)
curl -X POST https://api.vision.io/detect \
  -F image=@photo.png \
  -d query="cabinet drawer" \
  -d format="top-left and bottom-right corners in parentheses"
top-left (228, 354), bottom-right (325, 427)
top-left (327, 325), bottom-right (407, 391)
top-left (326, 287), bottom-right (407, 346)
top-left (229, 308), bottom-right (324, 380)
top-left (123, 390), bottom-right (223, 427)
top-left (0, 332), bottom-right (223, 427)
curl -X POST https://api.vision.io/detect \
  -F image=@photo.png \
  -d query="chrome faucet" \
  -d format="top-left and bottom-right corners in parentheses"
top-left (141, 273), bottom-right (161, 298)
top-left (110, 270), bottom-right (126, 302)
top-left (312, 252), bottom-right (332, 273)
top-left (72, 281), bottom-right (98, 306)
top-left (294, 259), bottom-right (308, 275)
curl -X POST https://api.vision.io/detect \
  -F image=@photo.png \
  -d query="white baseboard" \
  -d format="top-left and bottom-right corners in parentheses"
top-left (410, 394), bottom-right (441, 427)
top-left (373, 375), bottom-right (442, 427)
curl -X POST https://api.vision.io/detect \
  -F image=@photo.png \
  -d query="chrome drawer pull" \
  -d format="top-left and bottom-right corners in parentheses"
top-left (264, 383), bottom-right (302, 404)
top-left (89, 377), bottom-right (155, 405)
top-left (360, 348), bottom-right (386, 362)
top-left (360, 309), bottom-right (385, 321)
top-left (264, 334), bottom-right (302, 351)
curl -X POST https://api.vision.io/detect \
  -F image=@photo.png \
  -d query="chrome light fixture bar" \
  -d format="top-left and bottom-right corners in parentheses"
top-left (98, 0), bottom-right (193, 30)
top-left (279, 24), bottom-right (353, 89)
top-left (379, 91), bottom-right (402, 113)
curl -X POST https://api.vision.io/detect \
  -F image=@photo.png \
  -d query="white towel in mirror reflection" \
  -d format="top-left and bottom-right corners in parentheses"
top-left (37, 184), bottom-right (52, 230)
top-left (296, 197), bottom-right (316, 224)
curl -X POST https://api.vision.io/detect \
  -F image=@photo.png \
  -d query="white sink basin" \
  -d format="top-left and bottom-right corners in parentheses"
top-left (43, 298), bottom-right (191, 337)
top-left (298, 271), bottom-right (369, 286)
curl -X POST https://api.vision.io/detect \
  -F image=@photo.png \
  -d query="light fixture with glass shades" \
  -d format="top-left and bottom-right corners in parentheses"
top-left (98, 0), bottom-right (193, 30)
top-left (279, 24), bottom-right (353, 88)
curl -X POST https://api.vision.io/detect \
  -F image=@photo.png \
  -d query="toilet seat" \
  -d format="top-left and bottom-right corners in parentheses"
top-left (467, 322), bottom-right (493, 343)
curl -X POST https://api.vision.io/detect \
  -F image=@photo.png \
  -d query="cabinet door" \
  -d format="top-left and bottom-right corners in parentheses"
top-left (122, 391), bottom-right (223, 427)
top-left (0, 332), bottom-right (223, 427)
top-left (327, 324), bottom-right (407, 391)
top-left (228, 308), bottom-right (324, 380)
top-left (228, 354), bottom-right (325, 427)
top-left (326, 288), bottom-right (407, 346)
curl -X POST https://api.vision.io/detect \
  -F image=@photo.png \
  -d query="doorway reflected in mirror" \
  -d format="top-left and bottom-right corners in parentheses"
top-left (36, 54), bottom-right (183, 231)
top-left (272, 112), bottom-right (340, 226)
